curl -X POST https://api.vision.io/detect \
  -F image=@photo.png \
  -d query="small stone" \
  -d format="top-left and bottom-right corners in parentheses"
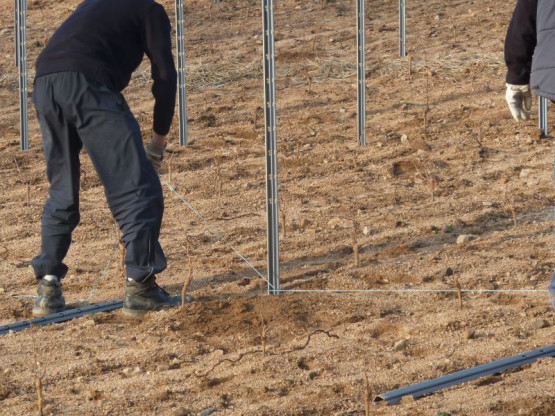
top-left (122, 367), bottom-right (133, 374)
top-left (463, 329), bottom-right (475, 340)
top-left (533, 319), bottom-right (550, 329)
top-left (362, 226), bottom-right (371, 236)
top-left (456, 234), bottom-right (477, 244)
top-left (376, 142), bottom-right (384, 148)
top-left (87, 389), bottom-right (101, 401)
top-left (444, 267), bottom-right (454, 277)
top-left (133, 366), bottom-right (146, 374)
top-left (394, 340), bottom-right (408, 351)
top-left (173, 408), bottom-right (193, 416)
top-left (83, 319), bottom-right (96, 327)
top-left (300, 218), bottom-right (311, 228)
top-left (519, 169), bottom-right (531, 179)
top-left (400, 134), bottom-right (408, 143)
top-left (339, 108), bottom-right (347, 114)
top-left (156, 364), bottom-right (170, 372)
top-left (400, 395), bottom-right (415, 404)
top-left (327, 218), bottom-right (343, 229)
top-left (200, 408), bottom-right (216, 416)
top-left (482, 201), bottom-right (493, 207)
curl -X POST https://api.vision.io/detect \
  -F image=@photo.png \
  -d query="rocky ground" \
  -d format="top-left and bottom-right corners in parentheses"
top-left (0, 0), bottom-right (553, 415)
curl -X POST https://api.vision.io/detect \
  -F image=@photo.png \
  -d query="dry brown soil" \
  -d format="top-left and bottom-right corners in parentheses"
top-left (0, 0), bottom-right (554, 415)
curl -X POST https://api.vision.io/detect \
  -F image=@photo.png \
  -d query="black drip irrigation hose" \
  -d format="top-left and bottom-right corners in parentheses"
top-left (0, 300), bottom-right (123, 335)
top-left (375, 344), bottom-right (555, 404)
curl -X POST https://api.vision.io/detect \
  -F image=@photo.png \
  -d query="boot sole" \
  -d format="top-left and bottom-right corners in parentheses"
top-left (122, 307), bottom-right (149, 319)
top-left (32, 306), bottom-right (66, 317)
top-left (122, 295), bottom-right (190, 319)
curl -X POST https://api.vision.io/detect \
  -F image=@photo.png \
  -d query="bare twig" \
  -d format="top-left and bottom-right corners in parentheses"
top-left (278, 329), bottom-right (339, 355)
top-left (208, 212), bottom-right (261, 221)
top-left (352, 211), bottom-right (360, 268)
top-left (509, 195), bottom-right (518, 227)
top-left (181, 257), bottom-right (193, 309)
top-left (26, 183), bottom-right (31, 207)
top-left (215, 159), bottom-right (223, 209)
top-left (13, 155), bottom-right (22, 175)
top-left (193, 349), bottom-right (262, 378)
top-left (364, 361), bottom-right (371, 416)
top-left (31, 326), bottom-right (45, 416)
top-left (257, 298), bottom-right (270, 356)
top-left (454, 275), bottom-right (463, 310)
top-left (193, 329), bottom-right (339, 378)
top-left (306, 75), bottom-right (313, 94)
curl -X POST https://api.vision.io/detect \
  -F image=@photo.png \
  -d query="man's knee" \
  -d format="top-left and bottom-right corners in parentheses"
top-left (42, 198), bottom-right (80, 229)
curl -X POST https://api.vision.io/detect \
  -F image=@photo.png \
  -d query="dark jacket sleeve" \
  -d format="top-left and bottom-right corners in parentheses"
top-left (142, 3), bottom-right (177, 136)
top-left (505, 0), bottom-right (538, 85)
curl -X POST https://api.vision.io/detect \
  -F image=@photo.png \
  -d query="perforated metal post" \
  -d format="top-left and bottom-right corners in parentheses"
top-left (539, 96), bottom-right (548, 136)
top-left (175, 0), bottom-right (188, 146)
top-left (14, 0), bottom-right (19, 67)
top-left (16, 0), bottom-right (29, 150)
top-left (399, 0), bottom-right (406, 57)
top-left (262, 0), bottom-right (280, 294)
top-left (357, 0), bottom-right (366, 146)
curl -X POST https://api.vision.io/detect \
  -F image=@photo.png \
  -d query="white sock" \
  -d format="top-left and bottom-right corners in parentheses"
top-left (43, 275), bottom-right (59, 282)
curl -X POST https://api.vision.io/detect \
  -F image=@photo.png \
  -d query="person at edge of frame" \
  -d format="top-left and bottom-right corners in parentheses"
top-left (30, 0), bottom-right (187, 319)
top-left (505, 0), bottom-right (555, 310)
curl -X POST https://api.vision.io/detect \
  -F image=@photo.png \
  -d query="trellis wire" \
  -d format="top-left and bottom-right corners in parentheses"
top-left (539, 96), bottom-right (548, 136)
top-left (262, 0), bottom-right (280, 294)
top-left (163, 181), bottom-right (545, 297)
top-left (273, 288), bottom-right (546, 294)
top-left (356, 0), bottom-right (366, 146)
top-left (399, 0), bottom-right (406, 57)
top-left (175, 0), bottom-right (188, 146)
top-left (16, 0), bottom-right (29, 150)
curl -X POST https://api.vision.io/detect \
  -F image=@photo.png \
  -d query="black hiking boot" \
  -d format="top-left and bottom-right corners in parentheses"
top-left (122, 276), bottom-right (182, 319)
top-left (32, 278), bottom-right (66, 317)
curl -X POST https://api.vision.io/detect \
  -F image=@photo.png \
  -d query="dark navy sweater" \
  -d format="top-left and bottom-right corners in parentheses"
top-left (35, 0), bottom-right (177, 135)
top-left (505, 0), bottom-right (537, 85)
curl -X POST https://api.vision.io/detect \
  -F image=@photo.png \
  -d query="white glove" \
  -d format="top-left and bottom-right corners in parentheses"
top-left (505, 83), bottom-right (532, 122)
top-left (145, 141), bottom-right (166, 174)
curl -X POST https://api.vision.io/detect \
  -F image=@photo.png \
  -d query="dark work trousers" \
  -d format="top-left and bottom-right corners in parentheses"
top-left (31, 71), bottom-right (166, 282)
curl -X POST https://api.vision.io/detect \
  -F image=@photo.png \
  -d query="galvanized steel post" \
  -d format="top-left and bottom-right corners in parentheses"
top-left (16, 0), bottom-right (29, 150)
top-left (399, 0), bottom-right (406, 57)
top-left (539, 96), bottom-right (548, 136)
top-left (14, 0), bottom-right (19, 67)
top-left (357, 0), bottom-right (366, 146)
top-left (175, 0), bottom-right (188, 146)
top-left (262, 0), bottom-right (280, 294)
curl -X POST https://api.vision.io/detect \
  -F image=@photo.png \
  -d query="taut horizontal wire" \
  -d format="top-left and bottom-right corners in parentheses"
top-left (275, 288), bottom-right (546, 294)
top-left (163, 182), bottom-right (548, 298)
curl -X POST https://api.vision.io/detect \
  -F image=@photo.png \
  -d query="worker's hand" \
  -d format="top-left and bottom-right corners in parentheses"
top-left (505, 83), bottom-right (532, 122)
top-left (145, 134), bottom-right (167, 174)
